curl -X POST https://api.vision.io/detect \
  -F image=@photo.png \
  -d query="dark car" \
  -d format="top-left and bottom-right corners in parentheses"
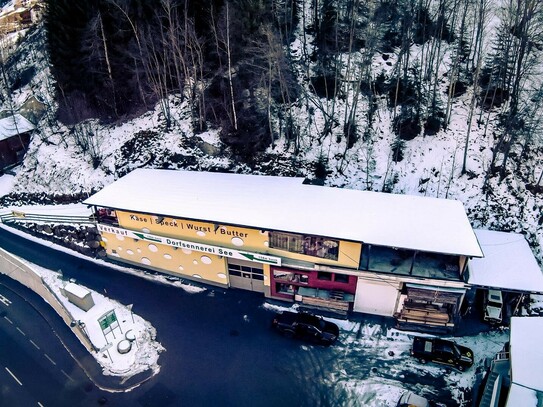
top-left (411, 336), bottom-right (474, 371)
top-left (272, 311), bottom-right (339, 346)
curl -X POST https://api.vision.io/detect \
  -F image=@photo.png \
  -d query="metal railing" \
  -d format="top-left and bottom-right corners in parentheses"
top-left (0, 211), bottom-right (96, 225)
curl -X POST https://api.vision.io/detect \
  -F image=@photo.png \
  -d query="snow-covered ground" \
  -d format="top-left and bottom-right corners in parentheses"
top-left (0, 1), bottom-right (540, 404)
top-left (263, 302), bottom-right (509, 406)
top-left (0, 187), bottom-right (511, 404)
top-left (35, 263), bottom-right (164, 379)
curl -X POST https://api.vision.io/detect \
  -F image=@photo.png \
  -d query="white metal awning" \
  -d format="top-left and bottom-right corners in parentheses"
top-left (468, 230), bottom-right (543, 293)
top-left (405, 283), bottom-right (466, 294)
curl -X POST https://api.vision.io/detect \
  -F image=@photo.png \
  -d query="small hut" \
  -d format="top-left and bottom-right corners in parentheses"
top-left (0, 114), bottom-right (34, 171)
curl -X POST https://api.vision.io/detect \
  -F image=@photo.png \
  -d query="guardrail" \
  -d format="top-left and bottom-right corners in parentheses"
top-left (0, 211), bottom-right (96, 225)
top-left (0, 247), bottom-right (95, 352)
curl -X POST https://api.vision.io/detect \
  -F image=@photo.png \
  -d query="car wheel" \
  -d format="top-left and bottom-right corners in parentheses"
top-left (457, 365), bottom-right (464, 371)
top-left (418, 358), bottom-right (426, 364)
top-left (283, 329), bottom-right (295, 338)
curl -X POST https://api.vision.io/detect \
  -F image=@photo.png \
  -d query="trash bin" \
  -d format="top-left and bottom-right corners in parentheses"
top-left (125, 329), bottom-right (136, 342)
top-left (117, 339), bottom-right (132, 354)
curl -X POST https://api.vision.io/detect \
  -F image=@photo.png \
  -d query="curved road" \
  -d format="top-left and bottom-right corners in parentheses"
top-left (0, 227), bottom-right (339, 407)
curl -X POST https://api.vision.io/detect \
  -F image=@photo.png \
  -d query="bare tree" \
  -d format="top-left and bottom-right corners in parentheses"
top-left (483, 0), bottom-right (543, 182)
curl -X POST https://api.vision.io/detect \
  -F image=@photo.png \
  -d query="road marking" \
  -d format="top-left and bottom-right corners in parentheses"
top-left (44, 354), bottom-right (56, 366)
top-left (29, 339), bottom-right (40, 350)
top-left (3, 316), bottom-right (12, 324)
top-left (38, 402), bottom-right (45, 407)
top-left (16, 327), bottom-right (26, 336)
top-left (61, 369), bottom-right (73, 382)
top-left (5, 367), bottom-right (22, 386)
top-left (0, 295), bottom-right (11, 306)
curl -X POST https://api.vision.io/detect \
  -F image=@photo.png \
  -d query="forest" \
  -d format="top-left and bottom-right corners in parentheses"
top-left (43, 0), bottom-right (543, 186)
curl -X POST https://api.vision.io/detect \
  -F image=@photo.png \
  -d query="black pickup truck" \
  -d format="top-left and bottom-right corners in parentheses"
top-left (411, 337), bottom-right (474, 371)
top-left (272, 311), bottom-right (339, 346)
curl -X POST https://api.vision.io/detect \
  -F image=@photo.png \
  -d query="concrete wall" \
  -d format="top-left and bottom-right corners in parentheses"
top-left (0, 247), bottom-right (95, 351)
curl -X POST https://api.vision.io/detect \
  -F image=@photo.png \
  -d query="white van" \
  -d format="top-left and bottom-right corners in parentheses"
top-left (397, 391), bottom-right (430, 407)
top-left (484, 289), bottom-right (503, 324)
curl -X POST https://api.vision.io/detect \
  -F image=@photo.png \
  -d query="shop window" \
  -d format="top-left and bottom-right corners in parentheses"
top-left (96, 207), bottom-right (119, 225)
top-left (276, 283), bottom-right (296, 294)
top-left (412, 252), bottom-right (460, 279)
top-left (334, 273), bottom-right (349, 283)
top-left (273, 270), bottom-right (309, 284)
top-left (366, 245), bottom-right (414, 274)
top-left (269, 232), bottom-right (339, 260)
top-left (317, 271), bottom-right (332, 281)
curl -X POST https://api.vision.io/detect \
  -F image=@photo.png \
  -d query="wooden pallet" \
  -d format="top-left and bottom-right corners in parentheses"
top-left (301, 296), bottom-right (350, 314)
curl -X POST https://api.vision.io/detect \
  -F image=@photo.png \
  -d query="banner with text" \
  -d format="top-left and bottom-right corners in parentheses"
top-left (98, 224), bottom-right (281, 266)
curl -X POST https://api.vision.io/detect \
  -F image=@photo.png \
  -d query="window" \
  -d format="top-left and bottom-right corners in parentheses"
top-left (334, 273), bottom-right (349, 283)
top-left (269, 232), bottom-right (339, 260)
top-left (229, 264), bottom-right (263, 278)
top-left (269, 232), bottom-right (304, 253)
top-left (365, 245), bottom-right (414, 274)
top-left (96, 207), bottom-right (119, 226)
top-left (412, 252), bottom-right (460, 278)
top-left (273, 270), bottom-right (309, 284)
top-left (317, 271), bottom-right (332, 281)
top-left (276, 283), bottom-right (295, 294)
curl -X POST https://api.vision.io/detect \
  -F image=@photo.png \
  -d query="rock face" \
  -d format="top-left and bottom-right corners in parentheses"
top-left (12, 222), bottom-right (106, 258)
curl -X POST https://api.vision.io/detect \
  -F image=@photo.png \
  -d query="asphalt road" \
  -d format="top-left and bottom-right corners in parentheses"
top-left (0, 287), bottom-right (96, 406)
top-left (0, 226), bottom-right (490, 407)
top-left (0, 228), bottom-right (340, 407)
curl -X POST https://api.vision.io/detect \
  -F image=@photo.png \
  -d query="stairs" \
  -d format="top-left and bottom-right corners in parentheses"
top-left (479, 371), bottom-right (502, 407)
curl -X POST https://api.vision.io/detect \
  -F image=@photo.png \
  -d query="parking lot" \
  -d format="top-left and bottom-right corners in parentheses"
top-left (264, 302), bottom-right (509, 407)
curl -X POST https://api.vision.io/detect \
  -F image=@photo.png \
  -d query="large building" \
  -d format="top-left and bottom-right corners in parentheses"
top-left (84, 169), bottom-right (487, 332)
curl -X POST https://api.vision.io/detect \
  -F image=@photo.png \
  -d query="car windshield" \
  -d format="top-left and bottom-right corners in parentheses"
top-left (299, 314), bottom-right (324, 330)
top-left (438, 342), bottom-right (461, 358)
top-left (489, 294), bottom-right (501, 302)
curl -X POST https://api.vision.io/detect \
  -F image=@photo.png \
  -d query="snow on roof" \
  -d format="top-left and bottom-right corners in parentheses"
top-left (0, 114), bottom-right (34, 141)
top-left (468, 230), bottom-right (543, 292)
top-left (506, 384), bottom-right (539, 407)
top-left (64, 282), bottom-right (90, 299)
top-left (510, 317), bottom-right (543, 394)
top-left (83, 169), bottom-right (483, 257)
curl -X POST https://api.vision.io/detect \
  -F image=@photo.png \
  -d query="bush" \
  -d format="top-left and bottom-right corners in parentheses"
top-left (387, 79), bottom-right (417, 107)
top-left (394, 115), bottom-right (421, 140)
top-left (424, 115), bottom-right (442, 135)
top-left (310, 75), bottom-right (341, 99)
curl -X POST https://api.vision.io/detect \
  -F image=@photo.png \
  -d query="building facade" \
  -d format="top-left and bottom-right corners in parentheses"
top-left (84, 169), bottom-right (484, 332)
top-left (0, 114), bottom-right (34, 170)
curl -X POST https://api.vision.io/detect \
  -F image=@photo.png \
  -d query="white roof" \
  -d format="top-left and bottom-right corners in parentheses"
top-left (506, 384), bottom-right (539, 407)
top-left (83, 169), bottom-right (483, 256)
top-left (510, 317), bottom-right (543, 393)
top-left (64, 282), bottom-right (91, 299)
top-left (0, 114), bottom-right (34, 141)
top-left (468, 230), bottom-right (543, 292)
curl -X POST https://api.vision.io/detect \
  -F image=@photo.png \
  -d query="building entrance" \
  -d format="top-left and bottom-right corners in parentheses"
top-left (228, 260), bottom-right (265, 293)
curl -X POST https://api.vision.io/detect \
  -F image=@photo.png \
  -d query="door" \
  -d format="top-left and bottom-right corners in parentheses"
top-left (353, 278), bottom-right (400, 316)
top-left (228, 260), bottom-right (265, 293)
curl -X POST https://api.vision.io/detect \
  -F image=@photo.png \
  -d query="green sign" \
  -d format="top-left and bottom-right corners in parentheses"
top-left (133, 232), bottom-right (161, 242)
top-left (99, 310), bottom-right (117, 331)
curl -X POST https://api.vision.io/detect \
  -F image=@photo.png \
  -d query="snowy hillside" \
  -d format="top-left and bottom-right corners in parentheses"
top-left (1, 1), bottom-right (542, 265)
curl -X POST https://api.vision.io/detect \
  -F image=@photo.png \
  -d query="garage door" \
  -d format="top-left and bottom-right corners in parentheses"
top-left (353, 278), bottom-right (400, 316)
top-left (228, 260), bottom-right (265, 293)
